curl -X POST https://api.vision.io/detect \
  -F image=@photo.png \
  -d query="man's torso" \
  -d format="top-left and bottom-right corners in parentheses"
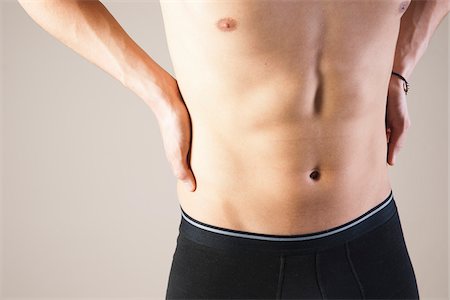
top-left (159, 0), bottom-right (410, 234)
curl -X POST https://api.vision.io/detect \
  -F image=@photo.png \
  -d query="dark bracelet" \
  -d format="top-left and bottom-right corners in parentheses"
top-left (391, 71), bottom-right (410, 95)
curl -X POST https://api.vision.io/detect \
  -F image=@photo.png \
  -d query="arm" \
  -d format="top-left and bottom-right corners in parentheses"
top-left (17, 0), bottom-right (173, 117)
top-left (386, 0), bottom-right (449, 166)
top-left (17, 0), bottom-right (197, 191)
top-left (392, 0), bottom-right (450, 80)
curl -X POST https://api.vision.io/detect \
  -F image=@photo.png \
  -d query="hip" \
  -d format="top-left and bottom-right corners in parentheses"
top-left (166, 192), bottom-right (419, 299)
top-left (176, 161), bottom-right (392, 235)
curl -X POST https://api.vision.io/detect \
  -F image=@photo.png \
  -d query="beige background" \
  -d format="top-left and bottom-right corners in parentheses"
top-left (0, 1), bottom-right (448, 299)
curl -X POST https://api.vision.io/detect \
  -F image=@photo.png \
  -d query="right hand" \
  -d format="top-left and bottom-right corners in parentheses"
top-left (152, 70), bottom-right (196, 192)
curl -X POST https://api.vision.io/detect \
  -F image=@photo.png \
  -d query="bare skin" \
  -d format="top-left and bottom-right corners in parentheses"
top-left (18, 0), bottom-right (449, 235)
top-left (160, 0), bottom-right (405, 234)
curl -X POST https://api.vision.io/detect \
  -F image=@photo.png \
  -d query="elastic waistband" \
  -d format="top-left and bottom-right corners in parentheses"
top-left (178, 190), bottom-right (397, 254)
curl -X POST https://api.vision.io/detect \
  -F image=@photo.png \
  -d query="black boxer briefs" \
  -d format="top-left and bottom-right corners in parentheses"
top-left (166, 189), bottom-right (419, 299)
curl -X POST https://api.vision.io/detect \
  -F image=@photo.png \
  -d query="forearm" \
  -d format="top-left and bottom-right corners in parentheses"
top-left (17, 0), bottom-right (168, 111)
top-left (392, 0), bottom-right (450, 80)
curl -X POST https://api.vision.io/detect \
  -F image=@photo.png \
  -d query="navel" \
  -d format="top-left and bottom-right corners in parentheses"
top-left (216, 17), bottom-right (238, 32)
top-left (309, 168), bottom-right (321, 181)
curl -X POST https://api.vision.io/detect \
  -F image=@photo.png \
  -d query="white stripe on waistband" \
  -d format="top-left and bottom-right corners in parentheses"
top-left (181, 192), bottom-right (393, 242)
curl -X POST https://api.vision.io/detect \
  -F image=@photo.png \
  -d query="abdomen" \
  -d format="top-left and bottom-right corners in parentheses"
top-left (159, 0), bottom-right (402, 234)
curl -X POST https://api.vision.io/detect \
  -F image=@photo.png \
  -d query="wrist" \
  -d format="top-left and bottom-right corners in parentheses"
top-left (389, 74), bottom-right (405, 91)
top-left (390, 71), bottom-right (410, 95)
top-left (122, 51), bottom-right (172, 110)
top-left (131, 63), bottom-right (184, 123)
top-left (392, 59), bottom-right (415, 82)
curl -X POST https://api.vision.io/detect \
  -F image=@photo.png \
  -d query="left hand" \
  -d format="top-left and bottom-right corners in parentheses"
top-left (385, 76), bottom-right (412, 166)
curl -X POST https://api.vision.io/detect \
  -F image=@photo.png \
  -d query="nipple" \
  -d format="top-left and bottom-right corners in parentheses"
top-left (216, 17), bottom-right (238, 32)
top-left (309, 168), bottom-right (321, 181)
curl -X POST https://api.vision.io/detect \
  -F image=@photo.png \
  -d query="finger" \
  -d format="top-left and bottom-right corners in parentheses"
top-left (184, 168), bottom-right (196, 192)
top-left (173, 155), bottom-right (196, 192)
top-left (386, 127), bottom-right (391, 143)
top-left (185, 149), bottom-right (196, 192)
top-left (386, 125), bottom-right (408, 166)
